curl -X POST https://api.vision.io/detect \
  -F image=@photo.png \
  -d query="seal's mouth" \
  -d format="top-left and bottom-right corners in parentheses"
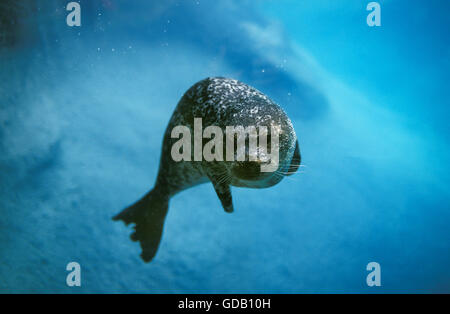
top-left (284, 140), bottom-right (301, 176)
top-left (232, 161), bottom-right (259, 180)
top-left (231, 161), bottom-right (274, 181)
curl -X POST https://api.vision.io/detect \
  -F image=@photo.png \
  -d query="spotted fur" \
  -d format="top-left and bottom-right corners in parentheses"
top-left (157, 77), bottom-right (298, 193)
top-left (113, 77), bottom-right (300, 262)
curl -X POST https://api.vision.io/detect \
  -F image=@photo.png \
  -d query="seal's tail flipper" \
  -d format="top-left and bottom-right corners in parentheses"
top-left (113, 189), bottom-right (169, 262)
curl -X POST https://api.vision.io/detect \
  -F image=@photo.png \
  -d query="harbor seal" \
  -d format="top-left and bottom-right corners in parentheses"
top-left (113, 77), bottom-right (301, 262)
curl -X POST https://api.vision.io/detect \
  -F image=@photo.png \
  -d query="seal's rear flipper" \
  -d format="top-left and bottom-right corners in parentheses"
top-left (113, 190), bottom-right (169, 262)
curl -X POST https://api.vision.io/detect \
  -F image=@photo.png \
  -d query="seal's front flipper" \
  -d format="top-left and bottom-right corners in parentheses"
top-left (113, 189), bottom-right (169, 262)
top-left (209, 175), bottom-right (234, 213)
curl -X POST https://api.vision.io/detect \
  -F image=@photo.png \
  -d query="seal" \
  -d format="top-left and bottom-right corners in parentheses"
top-left (113, 77), bottom-right (301, 262)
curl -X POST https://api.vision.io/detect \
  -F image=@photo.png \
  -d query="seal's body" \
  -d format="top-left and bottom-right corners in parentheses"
top-left (113, 77), bottom-right (301, 262)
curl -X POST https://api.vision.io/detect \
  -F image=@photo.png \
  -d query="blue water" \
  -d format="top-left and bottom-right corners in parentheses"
top-left (0, 0), bottom-right (448, 293)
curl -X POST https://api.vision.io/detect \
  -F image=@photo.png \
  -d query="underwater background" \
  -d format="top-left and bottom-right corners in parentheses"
top-left (0, 0), bottom-right (449, 293)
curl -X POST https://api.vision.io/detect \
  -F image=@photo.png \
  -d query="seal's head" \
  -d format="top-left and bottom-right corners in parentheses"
top-left (225, 107), bottom-right (300, 189)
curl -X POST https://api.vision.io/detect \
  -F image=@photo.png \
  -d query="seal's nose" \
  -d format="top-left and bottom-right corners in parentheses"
top-left (285, 140), bottom-right (301, 176)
